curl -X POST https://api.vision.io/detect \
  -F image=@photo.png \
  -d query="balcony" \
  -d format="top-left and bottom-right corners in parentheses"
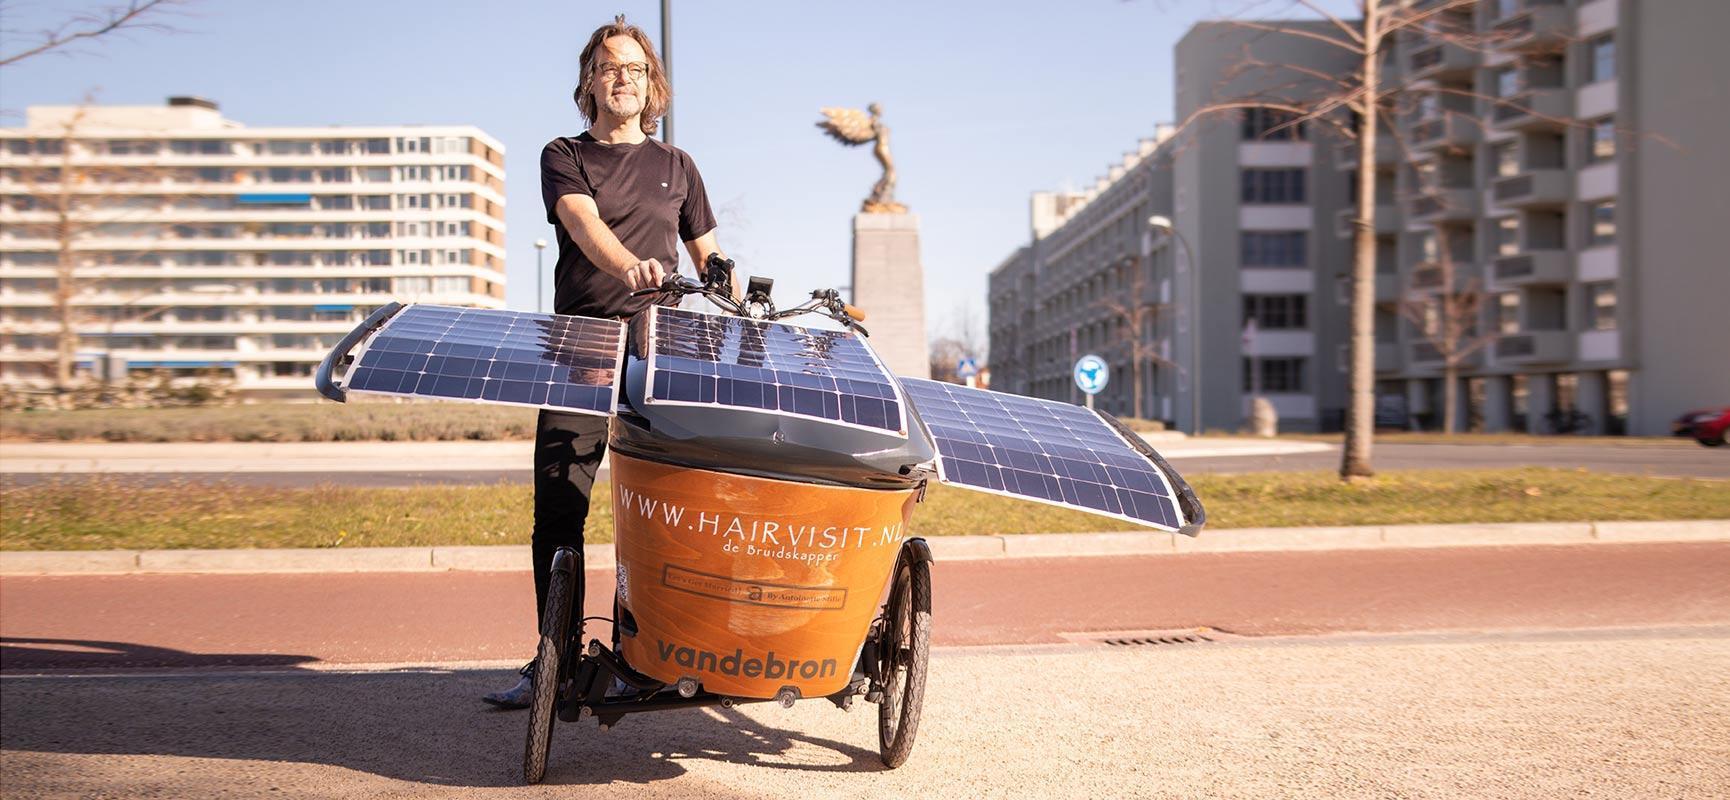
top-left (1491, 89), bottom-right (1573, 132)
top-left (1410, 114), bottom-right (1483, 152)
top-left (1491, 1), bottom-right (1572, 52)
top-left (1491, 250), bottom-right (1570, 286)
top-left (1335, 206), bottom-right (1400, 238)
top-left (1408, 188), bottom-right (1480, 222)
top-left (1491, 169), bottom-right (1570, 208)
top-left (1494, 330), bottom-right (1574, 364)
top-left (1407, 42), bottom-right (1479, 82)
top-left (1408, 340), bottom-right (1483, 368)
top-left (1406, 261), bottom-right (1475, 295)
top-left (1411, 341), bottom-right (1445, 365)
top-left (1332, 138), bottom-right (1397, 171)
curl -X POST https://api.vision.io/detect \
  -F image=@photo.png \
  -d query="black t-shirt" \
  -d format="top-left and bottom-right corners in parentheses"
top-left (540, 132), bottom-right (718, 320)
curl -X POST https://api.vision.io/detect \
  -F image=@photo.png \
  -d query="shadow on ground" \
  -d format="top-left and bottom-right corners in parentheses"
top-left (0, 637), bottom-right (318, 670)
top-left (0, 664), bottom-right (886, 789)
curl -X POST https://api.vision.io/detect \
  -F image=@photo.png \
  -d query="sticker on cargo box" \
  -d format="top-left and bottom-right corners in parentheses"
top-left (661, 565), bottom-right (848, 610)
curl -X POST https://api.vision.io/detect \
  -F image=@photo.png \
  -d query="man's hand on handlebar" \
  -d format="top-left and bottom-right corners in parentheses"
top-left (621, 258), bottom-right (666, 291)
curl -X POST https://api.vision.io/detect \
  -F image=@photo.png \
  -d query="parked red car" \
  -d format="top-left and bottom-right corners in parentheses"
top-left (1691, 407), bottom-right (1730, 447)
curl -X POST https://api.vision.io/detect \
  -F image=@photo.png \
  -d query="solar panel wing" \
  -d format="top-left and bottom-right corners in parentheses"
top-left (644, 306), bottom-right (907, 436)
top-left (899, 377), bottom-right (1185, 531)
top-left (344, 304), bottom-right (624, 415)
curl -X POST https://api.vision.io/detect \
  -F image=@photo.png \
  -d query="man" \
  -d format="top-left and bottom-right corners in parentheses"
top-left (485, 14), bottom-right (722, 708)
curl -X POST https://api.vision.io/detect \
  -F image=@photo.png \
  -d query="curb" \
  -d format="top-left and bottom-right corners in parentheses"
top-left (1, 520), bottom-right (1725, 576)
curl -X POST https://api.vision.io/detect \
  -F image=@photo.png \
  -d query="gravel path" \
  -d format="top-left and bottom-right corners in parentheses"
top-left (4, 629), bottom-right (1727, 798)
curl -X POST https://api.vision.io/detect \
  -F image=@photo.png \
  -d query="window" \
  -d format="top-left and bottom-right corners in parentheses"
top-left (1493, 142), bottom-right (1520, 178)
top-left (1413, 159), bottom-right (1438, 192)
top-left (1498, 292), bottom-right (1521, 334)
top-left (1587, 200), bottom-right (1616, 245)
top-left (1493, 66), bottom-right (1520, 98)
top-left (1241, 107), bottom-right (1306, 141)
top-left (1417, 230), bottom-right (1438, 263)
top-left (1587, 282), bottom-right (1617, 330)
top-left (169, 139), bottom-right (227, 155)
top-left (106, 140), bottom-right (159, 155)
top-left (1242, 294), bottom-right (1308, 329)
top-left (1586, 117), bottom-right (1615, 163)
top-left (1587, 35), bottom-right (1615, 83)
top-left (1241, 169), bottom-right (1307, 204)
top-left (1495, 217), bottom-right (1520, 256)
top-left (1415, 93), bottom-right (1440, 120)
top-left (1241, 232), bottom-right (1307, 268)
top-left (267, 140), bottom-right (313, 155)
top-left (1243, 357), bottom-right (1306, 393)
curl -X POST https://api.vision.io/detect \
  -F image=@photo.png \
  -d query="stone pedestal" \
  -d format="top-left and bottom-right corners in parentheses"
top-left (851, 212), bottom-right (929, 379)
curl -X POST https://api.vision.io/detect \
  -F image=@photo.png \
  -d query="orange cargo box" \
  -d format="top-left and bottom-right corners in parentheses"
top-left (610, 451), bottom-right (918, 699)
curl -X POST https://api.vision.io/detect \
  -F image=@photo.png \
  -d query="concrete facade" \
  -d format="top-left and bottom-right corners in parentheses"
top-left (0, 98), bottom-right (507, 397)
top-left (989, 0), bottom-right (1729, 435)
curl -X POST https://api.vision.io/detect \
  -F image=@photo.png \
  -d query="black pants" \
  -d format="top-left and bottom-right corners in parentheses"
top-left (531, 409), bottom-right (610, 624)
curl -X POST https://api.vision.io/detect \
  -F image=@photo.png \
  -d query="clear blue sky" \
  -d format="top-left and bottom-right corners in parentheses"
top-left (1, 0), bottom-right (1353, 342)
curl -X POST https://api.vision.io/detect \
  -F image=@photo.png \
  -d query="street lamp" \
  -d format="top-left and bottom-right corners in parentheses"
top-left (102, 282), bottom-right (237, 387)
top-left (1148, 215), bottom-right (1200, 434)
top-left (534, 238), bottom-right (549, 313)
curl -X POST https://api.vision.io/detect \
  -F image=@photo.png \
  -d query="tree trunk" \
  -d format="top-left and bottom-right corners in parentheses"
top-left (53, 136), bottom-right (77, 392)
top-left (1442, 363), bottom-right (1458, 434)
top-left (1341, 0), bottom-right (1381, 479)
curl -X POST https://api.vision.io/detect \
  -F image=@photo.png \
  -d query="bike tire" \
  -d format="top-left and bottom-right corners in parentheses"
top-left (523, 561), bottom-right (574, 784)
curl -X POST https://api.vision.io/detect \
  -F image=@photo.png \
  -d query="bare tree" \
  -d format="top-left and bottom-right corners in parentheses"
top-left (1162, 0), bottom-right (1638, 479)
top-left (0, 0), bottom-right (184, 68)
top-left (10, 97), bottom-right (190, 391)
top-left (1093, 254), bottom-right (1172, 420)
top-left (928, 302), bottom-right (987, 384)
top-left (1398, 240), bottom-right (1495, 434)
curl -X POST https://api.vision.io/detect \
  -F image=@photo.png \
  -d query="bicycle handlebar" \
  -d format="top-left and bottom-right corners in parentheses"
top-left (629, 273), bottom-right (869, 335)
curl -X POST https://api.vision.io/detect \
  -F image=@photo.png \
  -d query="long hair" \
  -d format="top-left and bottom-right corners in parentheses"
top-left (573, 15), bottom-right (670, 135)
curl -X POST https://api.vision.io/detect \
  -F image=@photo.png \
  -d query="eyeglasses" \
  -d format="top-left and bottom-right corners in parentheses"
top-left (594, 61), bottom-right (649, 82)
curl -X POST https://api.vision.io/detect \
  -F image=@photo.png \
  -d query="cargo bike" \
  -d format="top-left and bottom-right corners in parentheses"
top-left (315, 256), bottom-right (1205, 784)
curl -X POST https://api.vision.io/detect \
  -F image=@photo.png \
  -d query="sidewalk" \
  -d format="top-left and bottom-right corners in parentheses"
top-left (0, 434), bottom-right (1335, 474)
top-left (2, 519), bottom-right (1723, 576)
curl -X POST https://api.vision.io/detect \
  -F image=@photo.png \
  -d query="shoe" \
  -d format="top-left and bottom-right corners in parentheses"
top-left (482, 659), bottom-right (536, 709)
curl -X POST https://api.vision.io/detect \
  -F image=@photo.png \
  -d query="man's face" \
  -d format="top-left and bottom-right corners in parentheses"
top-left (592, 35), bottom-right (649, 121)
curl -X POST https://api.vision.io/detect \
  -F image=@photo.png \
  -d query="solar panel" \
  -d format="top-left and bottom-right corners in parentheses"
top-left (644, 306), bottom-right (907, 436)
top-left (344, 304), bottom-right (624, 415)
top-left (899, 378), bottom-right (1185, 531)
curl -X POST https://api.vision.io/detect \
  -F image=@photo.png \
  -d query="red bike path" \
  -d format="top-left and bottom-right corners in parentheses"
top-left (3, 542), bottom-right (1728, 672)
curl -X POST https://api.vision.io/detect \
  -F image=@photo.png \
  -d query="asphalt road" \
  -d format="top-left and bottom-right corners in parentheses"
top-left (4, 440), bottom-right (1724, 487)
top-left (5, 543), bottom-right (1729, 798)
top-left (4, 543), bottom-right (1728, 670)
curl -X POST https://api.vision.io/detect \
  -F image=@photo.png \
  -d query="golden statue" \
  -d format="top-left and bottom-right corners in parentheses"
top-left (816, 103), bottom-right (906, 214)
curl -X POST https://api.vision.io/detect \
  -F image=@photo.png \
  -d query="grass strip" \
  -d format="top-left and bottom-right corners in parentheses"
top-left (3, 468), bottom-right (1725, 552)
top-left (0, 402), bottom-right (539, 443)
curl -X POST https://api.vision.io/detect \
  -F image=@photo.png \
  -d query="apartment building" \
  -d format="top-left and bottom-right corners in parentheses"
top-left (0, 97), bottom-right (507, 397)
top-left (989, 0), bottom-right (1730, 435)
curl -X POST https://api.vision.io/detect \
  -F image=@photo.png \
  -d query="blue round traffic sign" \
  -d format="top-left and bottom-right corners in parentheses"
top-left (1073, 354), bottom-right (1109, 395)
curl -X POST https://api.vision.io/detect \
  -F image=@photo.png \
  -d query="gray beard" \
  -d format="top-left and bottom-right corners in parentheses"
top-left (602, 93), bottom-right (643, 120)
